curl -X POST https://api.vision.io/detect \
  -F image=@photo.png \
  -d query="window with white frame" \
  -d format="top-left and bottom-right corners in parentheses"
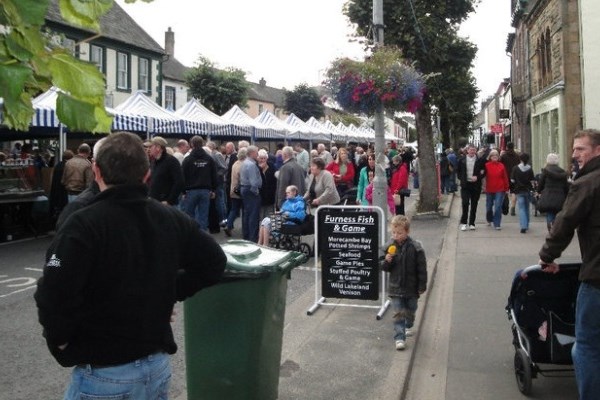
top-left (165, 86), bottom-right (176, 111)
top-left (117, 52), bottom-right (129, 90)
top-left (90, 45), bottom-right (104, 72)
top-left (138, 57), bottom-right (150, 92)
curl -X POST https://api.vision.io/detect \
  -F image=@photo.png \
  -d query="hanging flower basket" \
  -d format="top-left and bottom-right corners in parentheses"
top-left (324, 47), bottom-right (425, 115)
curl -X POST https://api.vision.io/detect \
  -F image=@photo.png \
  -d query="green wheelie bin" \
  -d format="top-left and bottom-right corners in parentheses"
top-left (184, 240), bottom-right (307, 400)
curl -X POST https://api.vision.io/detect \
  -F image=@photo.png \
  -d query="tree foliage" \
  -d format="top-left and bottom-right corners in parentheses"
top-left (0, 0), bottom-right (144, 132)
top-left (345, 0), bottom-right (479, 211)
top-left (284, 83), bottom-right (325, 121)
top-left (185, 56), bottom-right (250, 116)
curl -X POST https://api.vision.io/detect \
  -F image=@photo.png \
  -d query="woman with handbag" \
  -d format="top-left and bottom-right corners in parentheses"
top-left (390, 155), bottom-right (409, 215)
top-left (485, 150), bottom-right (510, 230)
top-left (537, 153), bottom-right (569, 232)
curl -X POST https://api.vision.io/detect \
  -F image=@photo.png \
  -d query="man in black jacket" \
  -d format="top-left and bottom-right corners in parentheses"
top-left (181, 136), bottom-right (217, 231)
top-left (456, 144), bottom-right (486, 231)
top-left (148, 136), bottom-right (184, 206)
top-left (35, 132), bottom-right (226, 399)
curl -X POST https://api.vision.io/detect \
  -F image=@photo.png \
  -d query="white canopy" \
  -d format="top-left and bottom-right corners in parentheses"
top-left (305, 117), bottom-right (335, 142)
top-left (255, 110), bottom-right (295, 140)
top-left (175, 99), bottom-right (247, 137)
top-left (115, 91), bottom-right (184, 134)
top-left (221, 105), bottom-right (275, 140)
top-left (286, 114), bottom-right (330, 141)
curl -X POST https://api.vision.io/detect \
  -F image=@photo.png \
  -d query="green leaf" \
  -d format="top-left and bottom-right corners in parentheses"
top-left (48, 51), bottom-right (106, 98)
top-left (0, 64), bottom-right (35, 131)
top-left (2, 0), bottom-right (49, 26)
top-left (59, 0), bottom-right (114, 31)
top-left (56, 93), bottom-right (113, 133)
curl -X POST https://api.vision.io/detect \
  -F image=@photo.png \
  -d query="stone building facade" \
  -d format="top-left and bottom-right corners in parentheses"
top-left (509, 0), bottom-right (582, 171)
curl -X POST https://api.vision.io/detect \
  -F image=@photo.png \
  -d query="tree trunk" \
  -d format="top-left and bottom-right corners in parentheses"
top-left (416, 100), bottom-right (439, 213)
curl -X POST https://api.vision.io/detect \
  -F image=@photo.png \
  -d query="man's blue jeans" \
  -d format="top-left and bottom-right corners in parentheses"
top-left (226, 198), bottom-right (242, 230)
top-left (182, 188), bottom-right (210, 231)
top-left (214, 184), bottom-right (227, 223)
top-left (516, 192), bottom-right (531, 230)
top-left (63, 352), bottom-right (170, 400)
top-left (241, 187), bottom-right (261, 242)
top-left (391, 296), bottom-right (418, 341)
top-left (573, 282), bottom-right (600, 399)
top-left (485, 192), bottom-right (504, 228)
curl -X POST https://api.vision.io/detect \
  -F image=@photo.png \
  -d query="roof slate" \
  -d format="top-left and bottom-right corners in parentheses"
top-left (45, 0), bottom-right (164, 55)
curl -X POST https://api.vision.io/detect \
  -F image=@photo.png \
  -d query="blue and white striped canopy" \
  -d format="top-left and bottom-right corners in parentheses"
top-left (255, 110), bottom-right (294, 140)
top-left (115, 91), bottom-right (185, 134)
top-left (175, 99), bottom-right (250, 137)
top-left (221, 105), bottom-right (275, 140)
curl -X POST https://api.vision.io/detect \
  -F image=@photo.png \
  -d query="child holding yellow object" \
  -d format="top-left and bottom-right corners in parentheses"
top-left (381, 215), bottom-right (427, 351)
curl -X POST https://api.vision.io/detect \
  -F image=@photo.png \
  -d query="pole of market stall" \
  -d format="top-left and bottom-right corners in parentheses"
top-left (372, 0), bottom-right (389, 239)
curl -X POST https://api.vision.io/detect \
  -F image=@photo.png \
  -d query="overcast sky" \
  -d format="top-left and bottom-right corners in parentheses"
top-left (115, 0), bottom-right (512, 105)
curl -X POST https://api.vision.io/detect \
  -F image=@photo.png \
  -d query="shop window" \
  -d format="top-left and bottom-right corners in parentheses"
top-left (117, 52), bottom-right (130, 91)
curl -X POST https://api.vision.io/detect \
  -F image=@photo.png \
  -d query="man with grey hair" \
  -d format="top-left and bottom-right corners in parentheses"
top-left (240, 145), bottom-right (262, 242)
top-left (294, 142), bottom-right (309, 173)
top-left (276, 146), bottom-right (306, 208)
top-left (317, 143), bottom-right (333, 165)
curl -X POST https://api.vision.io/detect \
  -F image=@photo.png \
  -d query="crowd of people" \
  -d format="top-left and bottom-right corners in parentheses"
top-left (440, 141), bottom-right (572, 234)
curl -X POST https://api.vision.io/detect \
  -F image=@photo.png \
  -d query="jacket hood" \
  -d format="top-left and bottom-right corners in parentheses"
top-left (543, 164), bottom-right (568, 180)
top-left (518, 163), bottom-right (531, 172)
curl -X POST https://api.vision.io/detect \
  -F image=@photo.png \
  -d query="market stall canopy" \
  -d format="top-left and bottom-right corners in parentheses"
top-left (221, 105), bottom-right (273, 140)
top-left (305, 117), bottom-right (336, 142)
top-left (327, 121), bottom-right (354, 143)
top-left (255, 110), bottom-right (295, 140)
top-left (115, 91), bottom-right (185, 134)
top-left (175, 99), bottom-right (248, 137)
top-left (286, 114), bottom-right (330, 141)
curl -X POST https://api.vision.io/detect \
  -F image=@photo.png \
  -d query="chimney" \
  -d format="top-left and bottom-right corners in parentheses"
top-left (165, 27), bottom-right (174, 57)
top-left (259, 77), bottom-right (266, 87)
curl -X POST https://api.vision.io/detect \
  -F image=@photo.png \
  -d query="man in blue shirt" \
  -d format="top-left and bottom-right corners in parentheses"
top-left (240, 145), bottom-right (262, 242)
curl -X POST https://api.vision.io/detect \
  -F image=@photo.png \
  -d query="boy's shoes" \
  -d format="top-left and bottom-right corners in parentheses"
top-left (520, 228), bottom-right (527, 234)
top-left (495, 226), bottom-right (502, 230)
top-left (469, 225), bottom-right (476, 230)
top-left (395, 340), bottom-right (406, 351)
top-left (405, 329), bottom-right (414, 337)
top-left (460, 224), bottom-right (467, 231)
top-left (219, 220), bottom-right (228, 228)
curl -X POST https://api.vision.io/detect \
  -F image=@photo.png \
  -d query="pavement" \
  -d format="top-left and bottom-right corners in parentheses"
top-left (174, 193), bottom-right (453, 400)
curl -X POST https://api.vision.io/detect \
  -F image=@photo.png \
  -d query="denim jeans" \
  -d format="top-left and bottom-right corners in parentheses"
top-left (226, 198), bottom-right (242, 230)
top-left (241, 187), bottom-right (261, 242)
top-left (485, 192), bottom-right (504, 228)
top-left (572, 282), bottom-right (600, 399)
top-left (391, 296), bottom-right (419, 341)
top-left (546, 211), bottom-right (556, 226)
top-left (182, 188), bottom-right (210, 231)
top-left (214, 184), bottom-right (227, 223)
top-left (516, 192), bottom-right (530, 230)
top-left (63, 352), bottom-right (170, 400)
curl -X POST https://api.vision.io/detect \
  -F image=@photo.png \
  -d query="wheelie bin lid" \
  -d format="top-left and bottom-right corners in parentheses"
top-left (220, 240), bottom-right (307, 279)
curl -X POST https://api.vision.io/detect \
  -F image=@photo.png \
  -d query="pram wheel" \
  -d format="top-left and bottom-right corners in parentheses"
top-left (298, 242), bottom-right (312, 258)
top-left (514, 348), bottom-right (533, 395)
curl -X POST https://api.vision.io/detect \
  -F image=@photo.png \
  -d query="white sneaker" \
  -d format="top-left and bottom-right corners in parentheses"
top-left (406, 329), bottom-right (414, 337)
top-left (495, 226), bottom-right (502, 230)
top-left (469, 225), bottom-right (476, 230)
top-left (460, 224), bottom-right (467, 231)
top-left (395, 340), bottom-right (406, 350)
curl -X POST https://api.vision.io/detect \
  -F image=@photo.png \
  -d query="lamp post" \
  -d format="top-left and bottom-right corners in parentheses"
top-left (372, 0), bottom-right (388, 229)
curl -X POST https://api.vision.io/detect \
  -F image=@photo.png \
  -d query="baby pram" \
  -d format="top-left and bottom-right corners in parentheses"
top-left (268, 211), bottom-right (314, 258)
top-left (505, 263), bottom-right (580, 395)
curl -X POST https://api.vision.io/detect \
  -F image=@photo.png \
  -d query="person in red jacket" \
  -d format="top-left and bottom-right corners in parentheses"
top-left (390, 156), bottom-right (410, 215)
top-left (325, 147), bottom-right (355, 197)
top-left (484, 149), bottom-right (509, 230)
